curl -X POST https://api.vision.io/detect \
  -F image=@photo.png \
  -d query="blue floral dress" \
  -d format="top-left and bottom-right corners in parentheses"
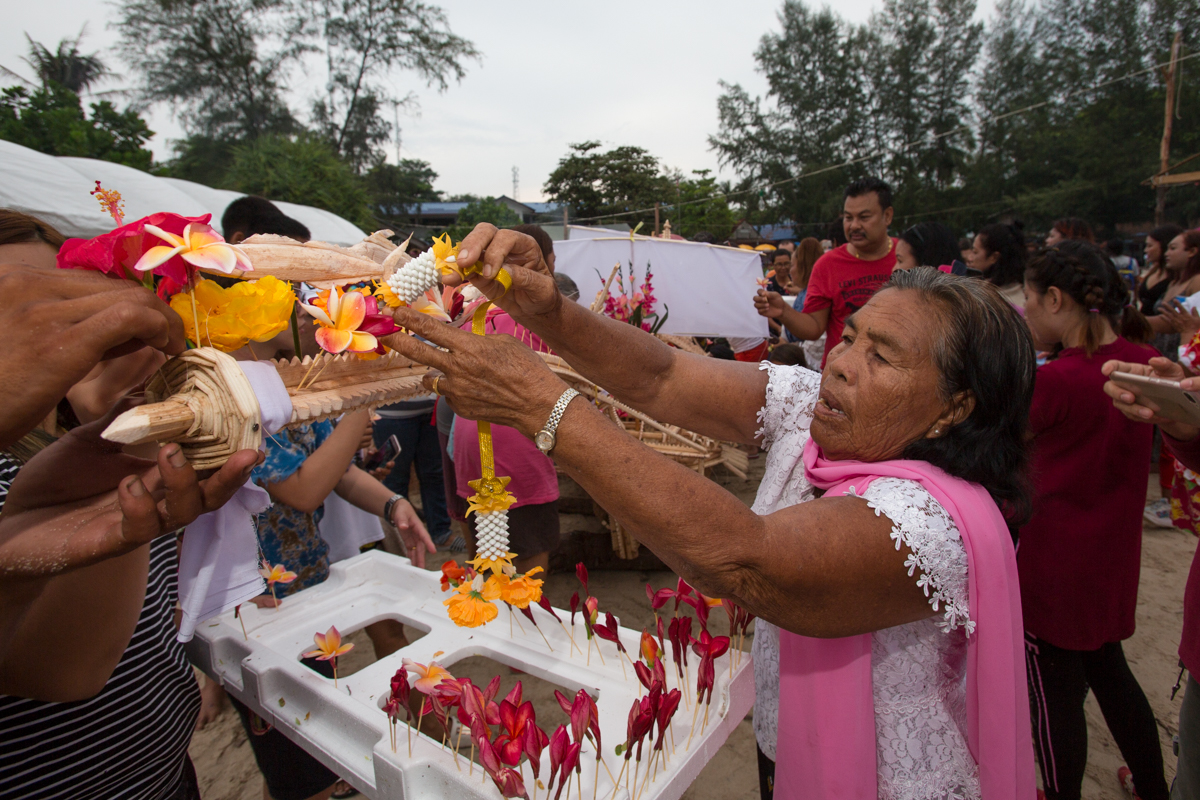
top-left (253, 420), bottom-right (335, 597)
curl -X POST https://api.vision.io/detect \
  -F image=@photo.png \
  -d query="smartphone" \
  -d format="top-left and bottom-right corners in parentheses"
top-left (1110, 371), bottom-right (1200, 427)
top-left (364, 434), bottom-right (401, 471)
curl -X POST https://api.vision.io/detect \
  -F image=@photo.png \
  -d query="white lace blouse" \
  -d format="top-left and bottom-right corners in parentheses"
top-left (750, 363), bottom-right (980, 800)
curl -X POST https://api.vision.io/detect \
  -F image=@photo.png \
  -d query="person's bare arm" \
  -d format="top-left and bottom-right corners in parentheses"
top-left (0, 419), bottom-right (260, 701)
top-left (412, 225), bottom-right (769, 445)
top-left (262, 409), bottom-right (371, 512)
top-left (383, 316), bottom-right (932, 636)
top-left (754, 289), bottom-right (829, 341)
top-left (333, 466), bottom-right (435, 567)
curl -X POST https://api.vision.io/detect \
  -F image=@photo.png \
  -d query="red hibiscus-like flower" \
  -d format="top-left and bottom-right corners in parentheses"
top-left (57, 213), bottom-right (215, 284)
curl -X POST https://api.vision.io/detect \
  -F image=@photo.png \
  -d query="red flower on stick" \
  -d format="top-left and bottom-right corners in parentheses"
top-left (494, 698), bottom-right (537, 767)
top-left (687, 629), bottom-right (731, 747)
top-left (476, 730), bottom-right (529, 799)
top-left (594, 611), bottom-right (632, 678)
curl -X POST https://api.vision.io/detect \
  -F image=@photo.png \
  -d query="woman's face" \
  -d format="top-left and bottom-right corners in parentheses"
top-left (1020, 282), bottom-right (1065, 350)
top-left (893, 238), bottom-right (919, 271)
top-left (813, 289), bottom-right (965, 462)
top-left (1045, 227), bottom-right (1065, 247)
top-left (0, 241), bottom-right (57, 270)
top-left (968, 235), bottom-right (999, 274)
top-left (1145, 236), bottom-right (1163, 265)
top-left (1166, 235), bottom-right (1194, 274)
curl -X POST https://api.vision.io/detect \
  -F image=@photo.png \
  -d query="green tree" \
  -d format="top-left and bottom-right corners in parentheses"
top-left (222, 133), bottom-right (371, 228)
top-left (709, 1), bottom-right (874, 227)
top-left (444, 196), bottom-right (521, 240)
top-left (0, 84), bottom-right (154, 170)
top-left (543, 141), bottom-right (671, 230)
top-left (367, 157), bottom-right (441, 228)
top-left (664, 169), bottom-right (736, 240)
top-left (306, 0), bottom-right (479, 173)
top-left (18, 30), bottom-right (111, 94)
top-left (115, 0), bottom-right (303, 142)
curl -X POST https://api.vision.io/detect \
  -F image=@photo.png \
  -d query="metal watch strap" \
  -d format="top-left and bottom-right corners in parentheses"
top-left (539, 388), bottom-right (580, 453)
top-left (382, 493), bottom-right (403, 524)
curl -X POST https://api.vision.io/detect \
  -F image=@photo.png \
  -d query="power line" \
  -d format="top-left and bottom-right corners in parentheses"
top-left (548, 50), bottom-right (1200, 227)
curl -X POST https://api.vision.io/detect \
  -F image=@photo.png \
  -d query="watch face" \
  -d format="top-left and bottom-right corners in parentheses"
top-left (535, 431), bottom-right (555, 452)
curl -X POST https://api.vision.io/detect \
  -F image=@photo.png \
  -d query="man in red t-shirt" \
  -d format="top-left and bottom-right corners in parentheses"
top-left (754, 178), bottom-right (897, 367)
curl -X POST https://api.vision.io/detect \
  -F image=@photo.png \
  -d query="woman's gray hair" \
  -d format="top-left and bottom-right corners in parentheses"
top-left (882, 267), bottom-right (1036, 531)
top-left (554, 272), bottom-right (580, 301)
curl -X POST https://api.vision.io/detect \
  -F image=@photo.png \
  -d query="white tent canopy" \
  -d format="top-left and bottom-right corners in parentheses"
top-left (0, 140), bottom-right (367, 245)
top-left (552, 236), bottom-right (769, 339)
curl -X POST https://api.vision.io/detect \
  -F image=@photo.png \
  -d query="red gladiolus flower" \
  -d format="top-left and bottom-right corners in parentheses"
top-left (494, 699), bottom-right (537, 766)
top-left (691, 629), bottom-right (731, 705)
top-left (654, 688), bottom-right (682, 753)
top-left (575, 562), bottom-right (589, 596)
top-left (536, 593), bottom-right (562, 623)
top-left (569, 592), bottom-right (580, 628)
top-left (554, 741), bottom-right (582, 800)
top-left (646, 583), bottom-right (674, 611)
top-left (477, 734), bottom-right (530, 799)
top-left (523, 723), bottom-right (548, 783)
top-left (593, 612), bottom-right (626, 654)
top-left (548, 724), bottom-right (570, 791)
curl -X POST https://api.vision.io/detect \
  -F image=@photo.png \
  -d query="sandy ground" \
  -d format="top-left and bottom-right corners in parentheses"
top-left (189, 463), bottom-right (1198, 800)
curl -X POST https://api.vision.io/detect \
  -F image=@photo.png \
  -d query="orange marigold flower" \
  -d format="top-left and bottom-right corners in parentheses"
top-left (497, 567), bottom-right (544, 609)
top-left (444, 575), bottom-right (501, 628)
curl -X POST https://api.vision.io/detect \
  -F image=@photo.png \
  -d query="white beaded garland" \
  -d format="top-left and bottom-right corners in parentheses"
top-left (475, 510), bottom-right (510, 561)
top-left (387, 249), bottom-right (439, 304)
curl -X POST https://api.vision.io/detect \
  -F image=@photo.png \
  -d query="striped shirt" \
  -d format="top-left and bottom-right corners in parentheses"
top-left (0, 533), bottom-right (201, 799)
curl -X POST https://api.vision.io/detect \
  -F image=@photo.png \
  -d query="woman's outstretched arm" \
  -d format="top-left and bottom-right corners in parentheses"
top-left (436, 225), bottom-right (769, 445)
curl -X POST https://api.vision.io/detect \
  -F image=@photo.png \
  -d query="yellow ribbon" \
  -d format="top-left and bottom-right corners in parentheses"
top-left (463, 283), bottom-right (517, 526)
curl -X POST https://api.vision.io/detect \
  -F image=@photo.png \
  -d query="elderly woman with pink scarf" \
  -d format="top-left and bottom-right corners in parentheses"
top-left (385, 226), bottom-right (1038, 800)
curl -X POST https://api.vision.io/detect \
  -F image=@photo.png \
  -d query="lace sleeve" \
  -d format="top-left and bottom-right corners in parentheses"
top-left (860, 477), bottom-right (973, 634)
top-left (754, 363), bottom-right (821, 449)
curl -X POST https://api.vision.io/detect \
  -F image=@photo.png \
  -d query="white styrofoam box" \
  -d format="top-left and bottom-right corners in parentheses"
top-left (187, 550), bottom-right (753, 800)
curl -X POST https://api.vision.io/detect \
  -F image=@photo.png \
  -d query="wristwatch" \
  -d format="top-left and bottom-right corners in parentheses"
top-left (382, 493), bottom-right (403, 526)
top-left (535, 388), bottom-right (580, 455)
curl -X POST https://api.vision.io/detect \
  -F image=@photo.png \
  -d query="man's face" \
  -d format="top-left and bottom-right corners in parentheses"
top-left (842, 193), bottom-right (893, 251)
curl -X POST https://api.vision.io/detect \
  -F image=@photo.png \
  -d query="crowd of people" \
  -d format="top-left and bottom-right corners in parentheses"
top-left (1, 176), bottom-right (1200, 800)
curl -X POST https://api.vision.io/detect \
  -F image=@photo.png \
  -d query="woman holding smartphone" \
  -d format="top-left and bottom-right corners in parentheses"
top-left (1019, 241), bottom-right (1167, 800)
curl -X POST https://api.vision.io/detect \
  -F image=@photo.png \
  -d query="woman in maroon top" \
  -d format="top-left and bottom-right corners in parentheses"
top-left (1020, 241), bottom-right (1167, 800)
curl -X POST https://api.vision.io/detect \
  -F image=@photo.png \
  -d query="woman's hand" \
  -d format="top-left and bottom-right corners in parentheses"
top-left (0, 405), bottom-right (262, 578)
top-left (1102, 357), bottom-right (1200, 441)
top-left (388, 497), bottom-right (435, 568)
top-left (442, 224), bottom-right (564, 324)
top-left (1160, 300), bottom-right (1200, 337)
top-left (381, 309), bottom-right (568, 439)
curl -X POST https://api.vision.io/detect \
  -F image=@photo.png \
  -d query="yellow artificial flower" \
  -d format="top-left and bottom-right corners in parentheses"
top-left (374, 280), bottom-right (403, 309)
top-left (303, 625), bottom-right (355, 661)
top-left (431, 233), bottom-right (461, 276)
top-left (468, 552), bottom-right (516, 576)
top-left (444, 574), bottom-right (501, 628)
top-left (497, 567), bottom-right (544, 609)
top-left (465, 475), bottom-right (516, 517)
top-left (170, 276), bottom-right (295, 352)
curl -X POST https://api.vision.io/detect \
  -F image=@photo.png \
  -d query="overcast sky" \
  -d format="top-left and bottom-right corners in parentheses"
top-left (2, 0), bottom-right (996, 202)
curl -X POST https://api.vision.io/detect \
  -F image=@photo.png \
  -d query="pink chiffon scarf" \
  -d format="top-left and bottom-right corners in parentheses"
top-left (772, 439), bottom-right (1035, 799)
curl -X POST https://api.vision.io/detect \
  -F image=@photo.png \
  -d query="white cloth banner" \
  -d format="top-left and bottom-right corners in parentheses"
top-left (552, 237), bottom-right (769, 339)
top-left (176, 361), bottom-right (293, 642)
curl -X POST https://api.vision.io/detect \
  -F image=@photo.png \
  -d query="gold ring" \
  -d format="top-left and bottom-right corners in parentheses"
top-left (432, 376), bottom-right (442, 395)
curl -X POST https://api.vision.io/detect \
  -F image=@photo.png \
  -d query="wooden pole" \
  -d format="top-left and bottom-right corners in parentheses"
top-left (1157, 31), bottom-right (1183, 226)
top-left (563, 206), bottom-right (569, 240)
top-left (654, 202), bottom-right (661, 237)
